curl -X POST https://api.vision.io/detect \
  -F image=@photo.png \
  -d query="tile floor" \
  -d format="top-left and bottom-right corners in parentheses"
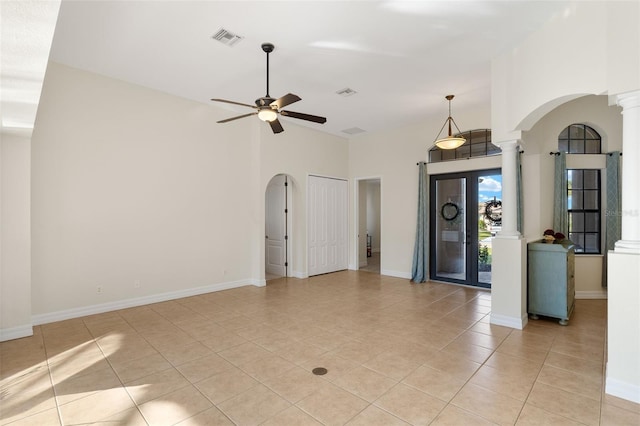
top-left (360, 252), bottom-right (380, 274)
top-left (1, 271), bottom-right (639, 425)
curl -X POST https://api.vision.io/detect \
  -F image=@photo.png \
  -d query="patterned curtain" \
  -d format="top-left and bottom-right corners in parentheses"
top-left (516, 149), bottom-right (524, 234)
top-left (602, 152), bottom-right (622, 287)
top-left (411, 162), bottom-right (429, 283)
top-left (553, 152), bottom-right (568, 236)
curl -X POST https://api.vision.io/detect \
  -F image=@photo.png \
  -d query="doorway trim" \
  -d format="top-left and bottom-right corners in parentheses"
top-left (265, 173), bottom-right (294, 279)
top-left (353, 176), bottom-right (382, 273)
top-left (429, 168), bottom-right (501, 288)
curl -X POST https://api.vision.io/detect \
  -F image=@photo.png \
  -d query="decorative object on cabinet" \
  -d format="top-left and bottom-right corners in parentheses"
top-left (542, 228), bottom-right (567, 244)
top-left (527, 240), bottom-right (575, 325)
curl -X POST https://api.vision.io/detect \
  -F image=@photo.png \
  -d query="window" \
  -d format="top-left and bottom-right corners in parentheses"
top-left (558, 124), bottom-right (601, 154)
top-left (559, 124), bottom-right (602, 254)
top-left (429, 129), bottom-right (498, 163)
top-left (568, 169), bottom-right (601, 253)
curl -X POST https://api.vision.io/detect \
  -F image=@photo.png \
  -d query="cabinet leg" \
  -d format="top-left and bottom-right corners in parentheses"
top-left (530, 314), bottom-right (539, 320)
top-left (559, 319), bottom-right (568, 326)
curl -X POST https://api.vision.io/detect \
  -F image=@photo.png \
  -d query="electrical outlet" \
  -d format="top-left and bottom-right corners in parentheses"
top-left (97, 286), bottom-right (103, 293)
top-left (134, 280), bottom-right (141, 288)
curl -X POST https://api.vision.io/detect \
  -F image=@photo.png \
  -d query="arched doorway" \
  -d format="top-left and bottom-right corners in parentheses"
top-left (265, 174), bottom-right (292, 280)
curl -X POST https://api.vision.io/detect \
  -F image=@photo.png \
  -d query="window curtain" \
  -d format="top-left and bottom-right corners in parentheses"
top-left (516, 149), bottom-right (524, 234)
top-left (602, 151), bottom-right (622, 287)
top-left (411, 162), bottom-right (428, 283)
top-left (553, 152), bottom-right (568, 236)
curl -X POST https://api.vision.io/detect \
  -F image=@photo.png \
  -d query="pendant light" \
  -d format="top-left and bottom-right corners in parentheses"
top-left (433, 95), bottom-right (466, 150)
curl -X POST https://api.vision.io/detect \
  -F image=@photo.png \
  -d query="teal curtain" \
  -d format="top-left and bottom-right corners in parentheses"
top-left (553, 153), bottom-right (568, 236)
top-left (603, 152), bottom-right (622, 287)
top-left (516, 150), bottom-right (524, 234)
top-left (411, 162), bottom-right (428, 283)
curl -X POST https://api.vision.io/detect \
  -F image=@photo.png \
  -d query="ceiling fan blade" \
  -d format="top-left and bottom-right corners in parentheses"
top-left (269, 118), bottom-right (284, 134)
top-left (270, 93), bottom-right (301, 109)
top-left (280, 110), bottom-right (327, 124)
top-left (211, 98), bottom-right (257, 109)
top-left (217, 112), bottom-right (258, 123)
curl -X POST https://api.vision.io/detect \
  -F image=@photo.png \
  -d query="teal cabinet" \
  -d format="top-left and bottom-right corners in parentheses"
top-left (527, 240), bottom-right (575, 325)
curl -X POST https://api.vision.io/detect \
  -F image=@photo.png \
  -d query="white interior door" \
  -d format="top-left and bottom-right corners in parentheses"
top-left (266, 175), bottom-right (286, 277)
top-left (308, 175), bottom-right (348, 276)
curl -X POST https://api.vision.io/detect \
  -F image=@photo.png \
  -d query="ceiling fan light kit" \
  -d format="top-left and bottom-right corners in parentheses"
top-left (211, 43), bottom-right (327, 134)
top-left (433, 95), bottom-right (466, 150)
top-left (258, 108), bottom-right (277, 122)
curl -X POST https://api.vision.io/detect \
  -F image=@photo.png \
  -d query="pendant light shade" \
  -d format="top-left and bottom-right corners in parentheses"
top-left (434, 95), bottom-right (466, 150)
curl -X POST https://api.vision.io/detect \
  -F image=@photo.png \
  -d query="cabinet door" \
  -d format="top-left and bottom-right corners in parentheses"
top-left (529, 251), bottom-right (567, 317)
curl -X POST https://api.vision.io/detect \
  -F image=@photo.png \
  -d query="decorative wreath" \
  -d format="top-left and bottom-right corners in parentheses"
top-left (441, 202), bottom-right (460, 221)
top-left (484, 199), bottom-right (502, 224)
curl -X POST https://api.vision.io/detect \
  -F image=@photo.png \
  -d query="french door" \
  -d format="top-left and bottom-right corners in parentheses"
top-left (429, 169), bottom-right (501, 288)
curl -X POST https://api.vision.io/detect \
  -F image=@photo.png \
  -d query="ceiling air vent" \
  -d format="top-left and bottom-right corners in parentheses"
top-left (342, 127), bottom-right (366, 135)
top-left (212, 28), bottom-right (243, 47)
top-left (336, 87), bottom-right (357, 97)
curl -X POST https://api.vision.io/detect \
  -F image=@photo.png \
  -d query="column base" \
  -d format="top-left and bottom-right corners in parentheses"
top-left (490, 236), bottom-right (527, 330)
top-left (614, 240), bottom-right (640, 254)
top-left (606, 250), bottom-right (640, 403)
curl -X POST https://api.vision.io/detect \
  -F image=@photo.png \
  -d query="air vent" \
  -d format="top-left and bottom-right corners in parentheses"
top-left (342, 127), bottom-right (366, 135)
top-left (212, 28), bottom-right (243, 47)
top-left (336, 87), bottom-right (357, 97)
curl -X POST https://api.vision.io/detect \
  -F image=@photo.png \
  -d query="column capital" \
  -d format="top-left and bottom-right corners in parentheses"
top-left (616, 90), bottom-right (640, 110)
top-left (493, 138), bottom-right (521, 149)
top-left (495, 140), bottom-right (520, 151)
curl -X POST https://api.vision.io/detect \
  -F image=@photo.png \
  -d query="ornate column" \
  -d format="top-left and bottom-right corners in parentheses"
top-left (615, 91), bottom-right (640, 253)
top-left (491, 137), bottom-right (527, 330)
top-left (606, 90), bottom-right (640, 404)
top-left (496, 140), bottom-right (521, 238)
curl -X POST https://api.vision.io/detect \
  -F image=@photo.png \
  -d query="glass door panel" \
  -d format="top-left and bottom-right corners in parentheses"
top-left (430, 169), bottom-right (501, 288)
top-left (477, 173), bottom-right (502, 286)
top-left (433, 177), bottom-right (467, 282)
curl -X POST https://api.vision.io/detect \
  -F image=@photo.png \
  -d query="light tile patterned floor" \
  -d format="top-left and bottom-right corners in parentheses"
top-left (1, 271), bottom-right (639, 425)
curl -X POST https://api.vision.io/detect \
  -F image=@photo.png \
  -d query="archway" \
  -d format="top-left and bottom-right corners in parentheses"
top-left (264, 174), bottom-right (293, 280)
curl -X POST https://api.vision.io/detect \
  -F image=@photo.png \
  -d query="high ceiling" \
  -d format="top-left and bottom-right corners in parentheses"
top-left (7, 1), bottom-right (572, 137)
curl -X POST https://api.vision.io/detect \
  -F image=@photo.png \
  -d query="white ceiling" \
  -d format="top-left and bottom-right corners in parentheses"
top-left (7, 1), bottom-right (572, 137)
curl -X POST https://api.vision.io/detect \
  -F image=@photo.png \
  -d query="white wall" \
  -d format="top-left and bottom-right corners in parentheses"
top-left (357, 180), bottom-right (367, 268)
top-left (366, 181), bottom-right (381, 252)
top-left (492, 1), bottom-right (638, 141)
top-left (29, 62), bottom-right (346, 321)
top-left (522, 95), bottom-right (622, 295)
top-left (0, 133), bottom-right (32, 340)
top-left (490, 1), bottom-right (639, 402)
top-left (259, 119), bottom-right (348, 278)
top-left (348, 105), bottom-right (490, 277)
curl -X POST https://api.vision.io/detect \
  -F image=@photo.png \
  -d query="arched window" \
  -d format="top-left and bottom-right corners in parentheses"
top-left (558, 124), bottom-right (602, 254)
top-left (428, 129), bottom-right (498, 163)
top-left (558, 124), bottom-right (601, 153)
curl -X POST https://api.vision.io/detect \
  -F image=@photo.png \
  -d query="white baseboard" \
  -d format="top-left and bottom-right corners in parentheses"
top-left (490, 312), bottom-right (528, 330)
top-left (576, 290), bottom-right (607, 299)
top-left (606, 375), bottom-right (640, 404)
top-left (0, 324), bottom-right (34, 342)
top-left (251, 279), bottom-right (266, 287)
top-left (380, 269), bottom-right (411, 279)
top-left (292, 270), bottom-right (308, 279)
top-left (32, 279), bottom-right (253, 326)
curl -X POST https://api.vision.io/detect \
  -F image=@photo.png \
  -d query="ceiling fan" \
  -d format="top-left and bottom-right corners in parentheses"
top-left (211, 43), bottom-right (327, 134)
